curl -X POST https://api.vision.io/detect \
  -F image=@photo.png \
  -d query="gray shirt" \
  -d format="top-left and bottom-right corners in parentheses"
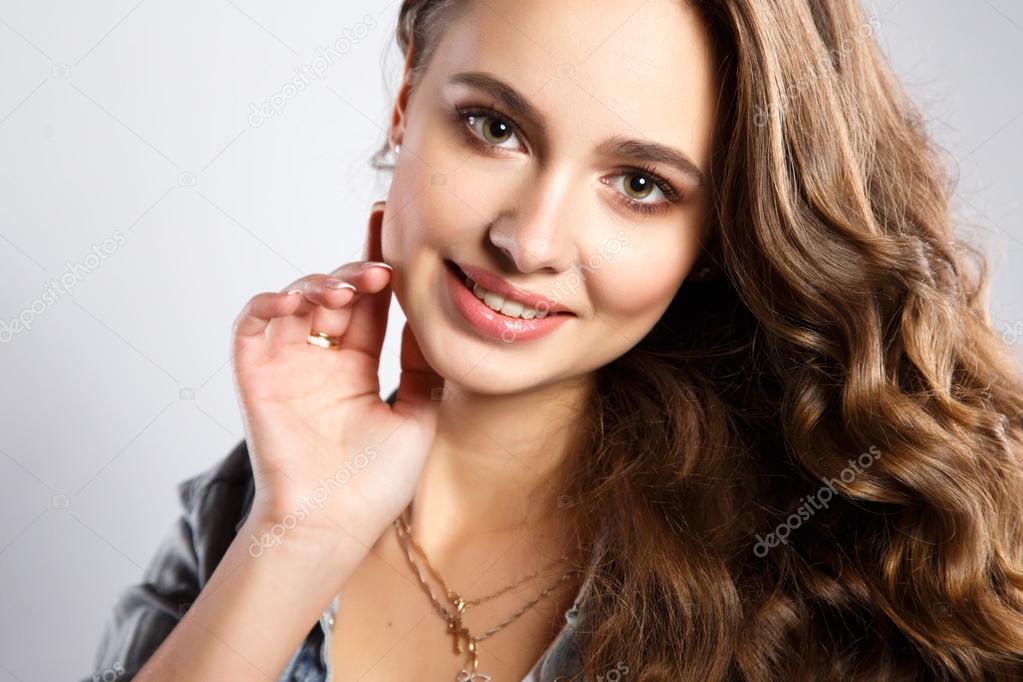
top-left (82, 388), bottom-right (594, 681)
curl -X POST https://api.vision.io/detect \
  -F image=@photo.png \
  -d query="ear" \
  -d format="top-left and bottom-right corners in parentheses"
top-left (388, 35), bottom-right (418, 150)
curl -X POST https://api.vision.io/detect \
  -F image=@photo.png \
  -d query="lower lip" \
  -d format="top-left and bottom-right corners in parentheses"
top-left (443, 261), bottom-right (572, 343)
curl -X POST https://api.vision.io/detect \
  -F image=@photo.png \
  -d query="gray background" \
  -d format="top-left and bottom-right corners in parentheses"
top-left (1, 1), bottom-right (1021, 680)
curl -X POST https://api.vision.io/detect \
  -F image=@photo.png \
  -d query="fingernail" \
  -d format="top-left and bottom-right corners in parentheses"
top-left (360, 261), bottom-right (392, 271)
top-left (324, 277), bottom-right (357, 291)
top-left (371, 200), bottom-right (386, 212)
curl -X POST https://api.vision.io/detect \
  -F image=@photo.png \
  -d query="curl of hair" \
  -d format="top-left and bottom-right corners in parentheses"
top-left (372, 1), bottom-right (1023, 679)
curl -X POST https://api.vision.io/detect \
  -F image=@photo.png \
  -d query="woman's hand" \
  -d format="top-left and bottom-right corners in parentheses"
top-left (229, 201), bottom-right (443, 564)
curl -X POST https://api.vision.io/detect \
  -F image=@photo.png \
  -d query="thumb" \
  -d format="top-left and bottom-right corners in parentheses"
top-left (341, 205), bottom-right (392, 358)
top-left (364, 200), bottom-right (386, 261)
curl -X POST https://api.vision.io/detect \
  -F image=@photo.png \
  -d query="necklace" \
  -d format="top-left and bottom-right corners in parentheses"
top-left (392, 505), bottom-right (578, 681)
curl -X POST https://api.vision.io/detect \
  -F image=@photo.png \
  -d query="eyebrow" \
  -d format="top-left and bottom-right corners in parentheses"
top-left (447, 70), bottom-right (704, 187)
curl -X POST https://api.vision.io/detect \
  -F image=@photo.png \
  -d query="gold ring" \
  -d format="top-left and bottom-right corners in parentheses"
top-left (306, 330), bottom-right (341, 349)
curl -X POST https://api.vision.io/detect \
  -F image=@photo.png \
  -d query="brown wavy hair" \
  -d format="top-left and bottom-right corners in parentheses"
top-left (370, 1), bottom-right (1023, 679)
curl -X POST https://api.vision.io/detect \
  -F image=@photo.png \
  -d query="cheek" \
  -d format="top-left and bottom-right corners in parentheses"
top-left (384, 193), bottom-right (478, 269)
top-left (382, 134), bottom-right (491, 263)
top-left (382, 175), bottom-right (464, 266)
top-left (591, 233), bottom-right (697, 324)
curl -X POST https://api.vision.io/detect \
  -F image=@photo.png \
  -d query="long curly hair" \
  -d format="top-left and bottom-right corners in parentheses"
top-left (371, 1), bottom-right (1023, 679)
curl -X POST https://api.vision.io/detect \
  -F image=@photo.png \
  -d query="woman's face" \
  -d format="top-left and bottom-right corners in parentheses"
top-left (383, 0), bottom-right (718, 394)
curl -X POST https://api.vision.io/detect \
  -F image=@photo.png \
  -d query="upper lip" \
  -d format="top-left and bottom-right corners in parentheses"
top-left (450, 261), bottom-right (576, 315)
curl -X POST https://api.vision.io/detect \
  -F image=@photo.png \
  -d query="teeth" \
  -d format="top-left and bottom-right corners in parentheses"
top-left (465, 276), bottom-right (549, 320)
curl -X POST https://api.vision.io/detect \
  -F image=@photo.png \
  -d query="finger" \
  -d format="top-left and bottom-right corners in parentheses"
top-left (265, 276), bottom-right (357, 349)
top-left (366, 201), bottom-right (386, 260)
top-left (336, 206), bottom-right (394, 358)
top-left (260, 201), bottom-right (391, 351)
top-left (265, 261), bottom-right (392, 350)
top-left (308, 263), bottom-right (391, 339)
top-left (393, 320), bottom-right (444, 418)
top-left (232, 289), bottom-right (309, 366)
top-left (307, 288), bottom-right (356, 340)
top-left (233, 290), bottom-right (303, 341)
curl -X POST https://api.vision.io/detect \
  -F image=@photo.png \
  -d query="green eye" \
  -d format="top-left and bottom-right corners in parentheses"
top-left (458, 107), bottom-right (523, 150)
top-left (602, 169), bottom-right (678, 215)
top-left (622, 173), bottom-right (655, 200)
top-left (474, 115), bottom-right (513, 145)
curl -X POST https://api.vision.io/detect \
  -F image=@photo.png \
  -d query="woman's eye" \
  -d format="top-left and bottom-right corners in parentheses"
top-left (462, 111), bottom-right (522, 150)
top-left (609, 172), bottom-right (668, 205)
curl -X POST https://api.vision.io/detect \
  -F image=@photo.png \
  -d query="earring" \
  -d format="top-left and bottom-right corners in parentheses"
top-left (393, 143), bottom-right (401, 157)
top-left (694, 266), bottom-right (712, 281)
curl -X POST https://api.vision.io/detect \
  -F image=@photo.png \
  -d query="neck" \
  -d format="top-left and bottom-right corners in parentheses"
top-left (407, 374), bottom-right (593, 562)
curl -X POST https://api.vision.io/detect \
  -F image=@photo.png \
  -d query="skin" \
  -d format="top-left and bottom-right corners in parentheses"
top-left (382, 0), bottom-right (719, 561)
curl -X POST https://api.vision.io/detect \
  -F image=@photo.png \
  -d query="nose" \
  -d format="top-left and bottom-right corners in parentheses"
top-left (487, 170), bottom-right (578, 273)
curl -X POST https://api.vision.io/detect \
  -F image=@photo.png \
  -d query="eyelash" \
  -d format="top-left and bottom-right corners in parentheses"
top-left (452, 104), bottom-right (684, 216)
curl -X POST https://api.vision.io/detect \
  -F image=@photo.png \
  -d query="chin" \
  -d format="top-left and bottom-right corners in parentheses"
top-left (422, 327), bottom-right (557, 397)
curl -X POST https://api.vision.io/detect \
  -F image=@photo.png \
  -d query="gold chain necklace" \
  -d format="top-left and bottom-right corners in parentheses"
top-left (392, 505), bottom-right (578, 682)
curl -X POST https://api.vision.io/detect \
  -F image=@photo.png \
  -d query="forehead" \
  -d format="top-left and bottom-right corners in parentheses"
top-left (426, 0), bottom-right (719, 164)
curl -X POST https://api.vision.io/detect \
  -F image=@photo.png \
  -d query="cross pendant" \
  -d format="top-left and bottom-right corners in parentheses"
top-left (447, 591), bottom-right (470, 654)
top-left (446, 618), bottom-right (471, 654)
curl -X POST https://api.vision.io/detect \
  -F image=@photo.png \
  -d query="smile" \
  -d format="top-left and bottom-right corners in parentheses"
top-left (443, 260), bottom-right (572, 343)
top-left (465, 275), bottom-right (551, 320)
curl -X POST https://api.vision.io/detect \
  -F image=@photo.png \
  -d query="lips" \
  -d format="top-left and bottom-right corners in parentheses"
top-left (445, 260), bottom-right (575, 316)
top-left (442, 260), bottom-right (573, 342)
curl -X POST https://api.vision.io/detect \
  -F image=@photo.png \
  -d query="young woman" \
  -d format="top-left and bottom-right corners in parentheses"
top-left (85, 0), bottom-right (1023, 680)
